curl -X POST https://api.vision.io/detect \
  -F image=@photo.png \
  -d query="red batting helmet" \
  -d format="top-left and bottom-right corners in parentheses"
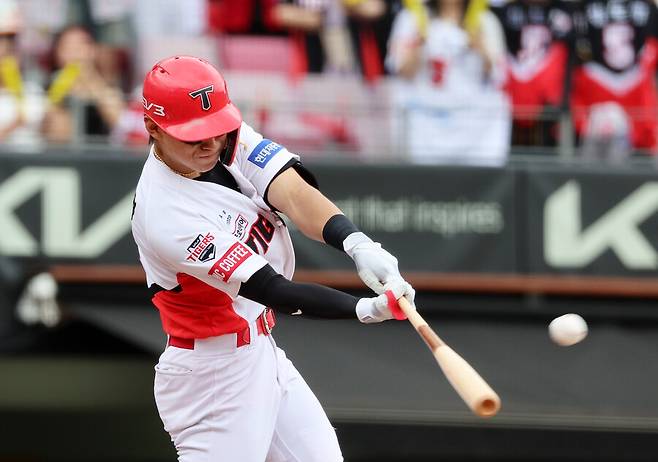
top-left (142, 56), bottom-right (242, 165)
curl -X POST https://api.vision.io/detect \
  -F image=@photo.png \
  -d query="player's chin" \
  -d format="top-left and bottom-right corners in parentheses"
top-left (196, 152), bottom-right (220, 169)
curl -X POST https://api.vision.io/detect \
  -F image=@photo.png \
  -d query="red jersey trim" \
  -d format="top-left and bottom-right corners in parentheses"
top-left (152, 273), bottom-right (248, 338)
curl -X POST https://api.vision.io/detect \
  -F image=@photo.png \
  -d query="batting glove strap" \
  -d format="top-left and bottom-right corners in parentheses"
top-left (355, 295), bottom-right (389, 323)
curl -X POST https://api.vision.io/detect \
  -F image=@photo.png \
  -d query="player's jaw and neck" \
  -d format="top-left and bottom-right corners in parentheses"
top-left (144, 119), bottom-right (227, 178)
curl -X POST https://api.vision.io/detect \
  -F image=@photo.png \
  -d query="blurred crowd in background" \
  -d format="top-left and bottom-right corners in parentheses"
top-left (0, 0), bottom-right (657, 165)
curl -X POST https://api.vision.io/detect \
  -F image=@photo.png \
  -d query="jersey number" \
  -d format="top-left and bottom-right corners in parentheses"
top-left (245, 214), bottom-right (275, 254)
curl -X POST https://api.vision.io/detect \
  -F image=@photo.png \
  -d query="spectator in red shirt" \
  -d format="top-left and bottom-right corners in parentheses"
top-left (490, 0), bottom-right (575, 148)
top-left (571, 0), bottom-right (658, 157)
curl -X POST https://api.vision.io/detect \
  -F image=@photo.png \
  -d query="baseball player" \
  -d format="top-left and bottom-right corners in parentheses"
top-left (131, 55), bottom-right (415, 462)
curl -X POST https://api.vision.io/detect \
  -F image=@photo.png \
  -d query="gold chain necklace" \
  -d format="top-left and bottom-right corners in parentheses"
top-left (153, 148), bottom-right (199, 179)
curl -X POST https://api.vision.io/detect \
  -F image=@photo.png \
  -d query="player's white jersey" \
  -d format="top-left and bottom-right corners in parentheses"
top-left (131, 122), bottom-right (298, 339)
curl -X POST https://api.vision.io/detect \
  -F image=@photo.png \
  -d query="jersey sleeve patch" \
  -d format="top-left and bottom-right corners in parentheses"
top-left (185, 232), bottom-right (216, 262)
top-left (247, 139), bottom-right (284, 168)
top-left (208, 242), bottom-right (252, 282)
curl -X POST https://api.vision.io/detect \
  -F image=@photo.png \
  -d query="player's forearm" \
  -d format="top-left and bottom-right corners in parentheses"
top-left (239, 265), bottom-right (358, 319)
top-left (290, 187), bottom-right (342, 241)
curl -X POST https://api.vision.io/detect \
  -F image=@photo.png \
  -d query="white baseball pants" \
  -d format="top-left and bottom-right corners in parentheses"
top-left (153, 325), bottom-right (343, 462)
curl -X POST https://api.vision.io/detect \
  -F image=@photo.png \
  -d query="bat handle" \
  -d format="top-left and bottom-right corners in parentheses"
top-left (398, 297), bottom-right (445, 348)
top-left (397, 297), bottom-right (429, 328)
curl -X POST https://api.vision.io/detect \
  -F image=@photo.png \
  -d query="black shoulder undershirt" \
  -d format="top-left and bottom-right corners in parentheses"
top-left (194, 159), bottom-right (319, 211)
top-left (195, 161), bottom-right (241, 192)
top-left (239, 264), bottom-right (359, 319)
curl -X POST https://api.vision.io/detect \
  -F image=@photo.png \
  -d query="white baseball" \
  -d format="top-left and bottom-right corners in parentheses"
top-left (548, 313), bottom-right (588, 346)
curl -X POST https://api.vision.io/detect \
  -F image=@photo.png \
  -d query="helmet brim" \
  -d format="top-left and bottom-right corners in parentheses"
top-left (157, 102), bottom-right (242, 142)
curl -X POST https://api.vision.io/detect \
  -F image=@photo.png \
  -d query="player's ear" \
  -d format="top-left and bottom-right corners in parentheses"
top-left (144, 116), bottom-right (161, 139)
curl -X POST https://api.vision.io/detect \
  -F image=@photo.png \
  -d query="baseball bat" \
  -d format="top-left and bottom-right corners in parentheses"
top-left (397, 297), bottom-right (501, 417)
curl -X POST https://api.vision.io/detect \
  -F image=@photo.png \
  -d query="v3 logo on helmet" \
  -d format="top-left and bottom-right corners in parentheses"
top-left (189, 85), bottom-right (214, 111)
top-left (142, 97), bottom-right (165, 116)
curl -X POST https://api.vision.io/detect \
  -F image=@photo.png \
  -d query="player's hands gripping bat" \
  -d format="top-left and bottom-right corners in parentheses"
top-left (344, 232), bottom-right (416, 305)
top-left (356, 283), bottom-right (409, 323)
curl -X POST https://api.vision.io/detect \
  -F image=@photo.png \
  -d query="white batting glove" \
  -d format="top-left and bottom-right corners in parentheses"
top-left (344, 232), bottom-right (416, 304)
top-left (355, 281), bottom-right (409, 324)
